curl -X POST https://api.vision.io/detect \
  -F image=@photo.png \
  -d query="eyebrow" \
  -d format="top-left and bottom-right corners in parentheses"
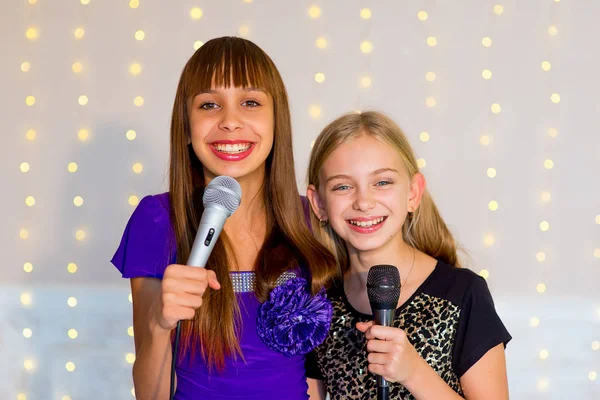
top-left (195, 87), bottom-right (267, 95)
top-left (325, 168), bottom-right (399, 183)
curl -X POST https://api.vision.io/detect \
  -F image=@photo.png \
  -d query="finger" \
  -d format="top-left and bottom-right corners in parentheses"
top-left (163, 276), bottom-right (208, 296)
top-left (163, 291), bottom-right (203, 309)
top-left (367, 364), bottom-right (394, 382)
top-left (164, 304), bottom-right (196, 321)
top-left (367, 352), bottom-right (389, 365)
top-left (367, 325), bottom-right (407, 342)
top-left (367, 339), bottom-right (403, 354)
top-left (356, 320), bottom-right (375, 332)
top-left (206, 269), bottom-right (221, 290)
top-left (166, 264), bottom-right (210, 281)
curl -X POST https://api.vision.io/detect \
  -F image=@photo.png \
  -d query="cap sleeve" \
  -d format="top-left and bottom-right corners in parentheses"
top-left (452, 275), bottom-right (512, 377)
top-left (110, 194), bottom-right (175, 279)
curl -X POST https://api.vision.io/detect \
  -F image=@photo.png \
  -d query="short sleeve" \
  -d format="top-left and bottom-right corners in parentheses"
top-left (305, 350), bottom-right (325, 380)
top-left (110, 194), bottom-right (176, 279)
top-left (452, 275), bottom-right (512, 377)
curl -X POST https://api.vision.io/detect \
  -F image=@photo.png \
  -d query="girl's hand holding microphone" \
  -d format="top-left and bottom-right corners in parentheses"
top-left (356, 321), bottom-right (427, 385)
top-left (153, 264), bottom-right (221, 332)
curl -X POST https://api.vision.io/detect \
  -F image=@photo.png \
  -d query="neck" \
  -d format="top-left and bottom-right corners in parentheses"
top-left (345, 237), bottom-right (415, 290)
top-left (222, 171), bottom-right (267, 234)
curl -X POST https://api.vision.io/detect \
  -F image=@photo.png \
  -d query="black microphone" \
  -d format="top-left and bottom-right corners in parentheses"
top-left (170, 176), bottom-right (242, 400)
top-left (367, 265), bottom-right (401, 400)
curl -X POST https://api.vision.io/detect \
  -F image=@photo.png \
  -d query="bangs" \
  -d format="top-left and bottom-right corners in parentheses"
top-left (183, 37), bottom-right (278, 98)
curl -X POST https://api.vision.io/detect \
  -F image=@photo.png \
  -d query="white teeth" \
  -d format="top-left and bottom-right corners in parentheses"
top-left (349, 217), bottom-right (385, 227)
top-left (213, 143), bottom-right (251, 153)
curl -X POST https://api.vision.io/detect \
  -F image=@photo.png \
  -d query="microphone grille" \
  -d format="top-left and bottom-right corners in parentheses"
top-left (202, 176), bottom-right (242, 215)
top-left (367, 265), bottom-right (401, 304)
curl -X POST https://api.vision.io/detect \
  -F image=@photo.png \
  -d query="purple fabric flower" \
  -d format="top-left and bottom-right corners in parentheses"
top-left (257, 277), bottom-right (333, 357)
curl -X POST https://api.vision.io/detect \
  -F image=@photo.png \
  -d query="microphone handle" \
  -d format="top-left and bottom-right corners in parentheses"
top-left (373, 308), bottom-right (394, 400)
top-left (187, 205), bottom-right (228, 268)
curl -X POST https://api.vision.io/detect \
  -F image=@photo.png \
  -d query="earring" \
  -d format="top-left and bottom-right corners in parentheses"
top-left (319, 218), bottom-right (329, 226)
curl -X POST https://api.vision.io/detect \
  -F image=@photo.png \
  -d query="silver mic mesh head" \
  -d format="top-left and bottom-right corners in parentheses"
top-left (202, 176), bottom-right (242, 215)
top-left (367, 265), bottom-right (401, 305)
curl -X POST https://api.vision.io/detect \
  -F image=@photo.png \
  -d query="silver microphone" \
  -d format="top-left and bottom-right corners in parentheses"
top-left (187, 176), bottom-right (242, 267)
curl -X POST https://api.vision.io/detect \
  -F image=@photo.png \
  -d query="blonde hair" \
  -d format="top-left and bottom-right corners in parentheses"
top-left (307, 111), bottom-right (461, 275)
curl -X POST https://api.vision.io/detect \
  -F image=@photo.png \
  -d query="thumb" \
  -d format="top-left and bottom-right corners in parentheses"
top-left (207, 270), bottom-right (221, 290)
top-left (356, 320), bottom-right (375, 332)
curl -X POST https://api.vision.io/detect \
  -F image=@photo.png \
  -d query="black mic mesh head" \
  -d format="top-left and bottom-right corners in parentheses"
top-left (203, 176), bottom-right (242, 215)
top-left (367, 265), bottom-right (401, 305)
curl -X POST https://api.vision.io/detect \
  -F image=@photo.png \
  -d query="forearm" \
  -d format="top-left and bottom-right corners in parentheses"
top-left (402, 358), bottom-right (463, 400)
top-left (132, 326), bottom-right (174, 400)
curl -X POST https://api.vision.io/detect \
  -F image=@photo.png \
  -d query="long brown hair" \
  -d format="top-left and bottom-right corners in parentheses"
top-left (307, 111), bottom-right (461, 275)
top-left (168, 37), bottom-right (337, 371)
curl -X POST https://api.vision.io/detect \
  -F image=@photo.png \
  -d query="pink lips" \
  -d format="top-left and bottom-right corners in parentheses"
top-left (209, 140), bottom-right (255, 162)
top-left (346, 216), bottom-right (387, 234)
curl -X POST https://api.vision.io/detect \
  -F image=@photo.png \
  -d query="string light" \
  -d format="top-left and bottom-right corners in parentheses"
top-left (74, 28), bottom-right (85, 39)
top-left (595, 215), bottom-right (600, 225)
top-left (67, 263), bottom-right (78, 273)
top-left (540, 221), bottom-right (550, 232)
top-left (425, 97), bottom-right (436, 107)
top-left (536, 252), bottom-right (546, 262)
top-left (75, 230), bottom-right (86, 241)
top-left (480, 135), bottom-right (491, 146)
top-left (550, 93), bottom-right (560, 103)
top-left (529, 317), bottom-right (540, 327)
top-left (417, 158), bottom-right (427, 168)
top-left (491, 103), bottom-right (501, 114)
top-left (72, 62), bottom-right (83, 73)
top-left (129, 63), bottom-right (142, 76)
top-left (537, 283), bottom-right (547, 293)
top-left (482, 37), bottom-right (492, 47)
top-left (128, 195), bottom-right (140, 206)
top-left (360, 8), bottom-right (371, 20)
top-left (17, 393), bottom-right (26, 400)
top-left (135, 30), bottom-right (145, 41)
top-left (26, 96), bottom-right (36, 106)
top-left (134, 96), bottom-right (144, 106)
top-left (78, 95), bottom-right (88, 106)
top-left (67, 297), bottom-right (78, 307)
top-left (21, 292), bottom-right (33, 306)
top-left (419, 132), bottom-right (430, 142)
top-left (128, 293), bottom-right (133, 303)
top-left (25, 196), bottom-right (35, 207)
top-left (238, 26), bottom-right (249, 37)
top-left (315, 37), bottom-right (328, 49)
top-left (132, 163), bottom-right (143, 174)
top-left (20, 229), bottom-right (30, 240)
top-left (26, 129), bottom-right (36, 141)
top-left (360, 76), bottom-right (372, 88)
top-left (417, 11), bottom-right (428, 21)
top-left (126, 130), bottom-right (137, 140)
top-left (80, 0), bottom-right (90, 4)
top-left (24, 359), bottom-right (35, 371)
top-left (589, 371), bottom-right (597, 381)
top-left (592, 341), bottom-right (600, 350)
top-left (23, 328), bottom-right (33, 338)
top-left (482, 69), bottom-right (493, 80)
top-left (190, 7), bottom-right (203, 20)
top-left (425, 72), bottom-right (436, 82)
top-left (129, 0), bottom-right (139, 8)
top-left (23, 262), bottom-right (33, 273)
top-left (360, 41), bottom-right (373, 53)
top-left (594, 249), bottom-right (600, 259)
top-left (314, 72), bottom-right (325, 83)
top-left (548, 26), bottom-right (558, 36)
top-left (308, 6), bottom-right (321, 19)
top-left (537, 378), bottom-right (549, 391)
top-left (126, 353), bottom-right (136, 363)
top-left (68, 329), bottom-right (78, 339)
top-left (493, 5), bottom-right (504, 15)
top-left (73, 196), bottom-right (84, 207)
top-left (128, 326), bottom-right (134, 336)
top-left (487, 168), bottom-right (497, 178)
top-left (483, 233), bottom-right (495, 247)
top-left (26, 27), bottom-right (39, 41)
top-left (65, 362), bottom-right (76, 372)
top-left (541, 61), bottom-right (552, 71)
top-left (20, 162), bottom-right (30, 173)
top-left (539, 349), bottom-right (549, 359)
top-left (541, 191), bottom-right (552, 203)
top-left (21, 62), bottom-right (31, 72)
top-left (193, 41), bottom-right (203, 50)
top-left (544, 159), bottom-right (554, 169)
top-left (68, 162), bottom-right (78, 173)
top-left (479, 270), bottom-right (490, 279)
top-left (547, 128), bottom-right (558, 138)
top-left (488, 201), bottom-right (499, 211)
top-left (426, 37), bottom-right (437, 47)
top-left (309, 105), bottom-right (321, 119)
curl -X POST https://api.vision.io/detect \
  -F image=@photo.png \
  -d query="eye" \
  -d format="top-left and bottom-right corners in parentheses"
top-left (200, 102), bottom-right (219, 110)
top-left (242, 99), bottom-right (260, 107)
top-left (332, 184), bottom-right (351, 191)
top-left (375, 181), bottom-right (392, 186)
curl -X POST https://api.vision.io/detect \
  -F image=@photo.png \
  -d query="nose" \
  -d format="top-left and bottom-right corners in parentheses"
top-left (218, 105), bottom-right (244, 132)
top-left (353, 186), bottom-right (376, 212)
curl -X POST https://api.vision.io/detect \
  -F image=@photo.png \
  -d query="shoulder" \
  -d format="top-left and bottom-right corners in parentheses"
top-left (421, 261), bottom-right (487, 307)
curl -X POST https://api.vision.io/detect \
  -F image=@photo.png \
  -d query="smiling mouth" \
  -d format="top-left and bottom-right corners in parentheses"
top-left (347, 216), bottom-right (387, 227)
top-left (211, 143), bottom-right (253, 154)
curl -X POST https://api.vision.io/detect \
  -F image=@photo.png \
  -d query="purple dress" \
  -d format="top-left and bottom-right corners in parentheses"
top-left (111, 193), bottom-right (327, 400)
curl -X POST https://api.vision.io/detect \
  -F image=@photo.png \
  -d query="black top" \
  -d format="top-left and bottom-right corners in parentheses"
top-left (305, 261), bottom-right (511, 399)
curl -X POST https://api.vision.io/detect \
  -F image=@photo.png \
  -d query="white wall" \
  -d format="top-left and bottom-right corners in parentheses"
top-left (2, 0), bottom-right (599, 399)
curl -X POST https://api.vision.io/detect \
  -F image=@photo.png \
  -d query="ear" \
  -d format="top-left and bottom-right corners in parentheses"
top-left (306, 184), bottom-right (328, 221)
top-left (407, 172), bottom-right (426, 212)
